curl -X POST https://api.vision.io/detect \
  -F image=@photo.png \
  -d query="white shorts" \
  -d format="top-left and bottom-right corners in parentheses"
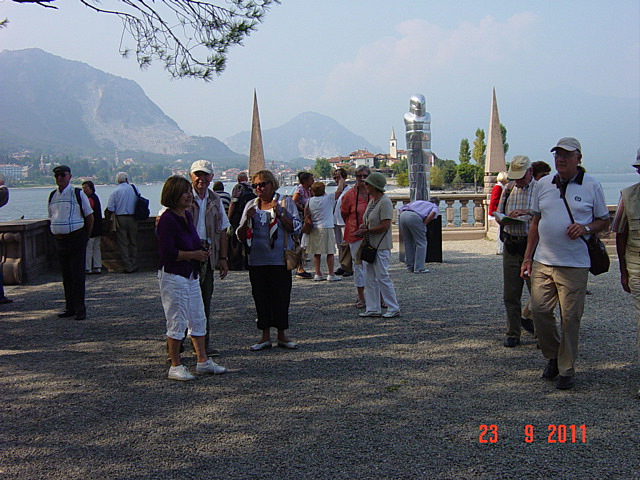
top-left (158, 268), bottom-right (206, 340)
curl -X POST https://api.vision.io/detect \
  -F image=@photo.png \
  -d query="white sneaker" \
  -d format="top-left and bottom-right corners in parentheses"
top-left (414, 268), bottom-right (430, 274)
top-left (168, 364), bottom-right (196, 381)
top-left (196, 358), bottom-right (228, 375)
top-left (382, 310), bottom-right (400, 318)
top-left (327, 275), bottom-right (342, 282)
top-left (313, 275), bottom-right (326, 281)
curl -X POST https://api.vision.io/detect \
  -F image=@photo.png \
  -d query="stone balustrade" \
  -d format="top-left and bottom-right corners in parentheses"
top-left (389, 193), bottom-right (488, 240)
top-left (0, 200), bottom-right (620, 284)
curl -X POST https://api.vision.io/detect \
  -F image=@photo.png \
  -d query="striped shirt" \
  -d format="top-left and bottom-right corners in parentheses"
top-left (496, 179), bottom-right (537, 237)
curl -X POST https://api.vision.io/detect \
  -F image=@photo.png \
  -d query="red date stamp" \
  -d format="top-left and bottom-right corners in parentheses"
top-left (479, 424), bottom-right (587, 443)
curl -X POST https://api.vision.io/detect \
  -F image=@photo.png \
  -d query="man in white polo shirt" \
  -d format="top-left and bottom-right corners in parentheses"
top-left (48, 165), bottom-right (94, 320)
top-left (520, 138), bottom-right (609, 390)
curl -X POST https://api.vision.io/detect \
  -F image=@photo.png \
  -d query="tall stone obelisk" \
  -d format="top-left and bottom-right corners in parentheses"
top-left (248, 89), bottom-right (265, 177)
top-left (483, 88), bottom-right (506, 194)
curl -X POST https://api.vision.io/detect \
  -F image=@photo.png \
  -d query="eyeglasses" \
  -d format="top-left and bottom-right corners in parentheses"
top-left (356, 174), bottom-right (369, 179)
top-left (252, 181), bottom-right (271, 189)
top-left (54, 172), bottom-right (69, 178)
top-left (193, 171), bottom-right (212, 177)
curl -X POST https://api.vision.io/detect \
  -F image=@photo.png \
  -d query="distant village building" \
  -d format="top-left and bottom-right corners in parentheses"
top-left (0, 164), bottom-right (28, 180)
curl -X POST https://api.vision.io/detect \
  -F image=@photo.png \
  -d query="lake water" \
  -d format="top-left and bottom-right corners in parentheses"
top-left (1, 172), bottom-right (638, 222)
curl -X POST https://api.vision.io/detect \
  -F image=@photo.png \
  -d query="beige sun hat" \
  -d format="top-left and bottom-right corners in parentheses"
top-left (507, 156), bottom-right (532, 180)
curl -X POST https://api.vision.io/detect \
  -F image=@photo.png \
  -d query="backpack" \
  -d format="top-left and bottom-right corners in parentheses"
top-left (229, 183), bottom-right (256, 228)
top-left (131, 184), bottom-right (150, 221)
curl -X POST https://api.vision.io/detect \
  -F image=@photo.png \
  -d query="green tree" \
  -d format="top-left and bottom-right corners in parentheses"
top-left (456, 162), bottom-right (476, 183)
top-left (7, 0), bottom-right (280, 80)
top-left (500, 123), bottom-right (509, 156)
top-left (472, 128), bottom-right (486, 169)
top-left (313, 158), bottom-right (332, 180)
top-left (392, 157), bottom-right (408, 175)
top-left (430, 165), bottom-right (444, 188)
top-left (434, 158), bottom-right (457, 184)
top-left (459, 139), bottom-right (471, 164)
top-left (396, 172), bottom-right (409, 187)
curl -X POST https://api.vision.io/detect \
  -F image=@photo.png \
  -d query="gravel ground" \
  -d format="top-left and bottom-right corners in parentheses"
top-left (1, 239), bottom-right (638, 479)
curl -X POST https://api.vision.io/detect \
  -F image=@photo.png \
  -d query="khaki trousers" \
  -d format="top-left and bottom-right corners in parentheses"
top-left (115, 215), bottom-right (138, 272)
top-left (531, 261), bottom-right (589, 377)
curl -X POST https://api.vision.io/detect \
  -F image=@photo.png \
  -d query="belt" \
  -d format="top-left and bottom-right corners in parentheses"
top-left (54, 229), bottom-right (84, 239)
top-left (504, 233), bottom-right (527, 241)
top-left (116, 214), bottom-right (134, 217)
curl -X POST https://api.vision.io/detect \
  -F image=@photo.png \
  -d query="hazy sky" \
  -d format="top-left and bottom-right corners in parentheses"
top-left (1, 0), bottom-right (639, 167)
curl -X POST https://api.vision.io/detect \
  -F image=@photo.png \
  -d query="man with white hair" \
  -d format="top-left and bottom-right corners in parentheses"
top-left (520, 137), bottom-right (609, 390)
top-left (107, 172), bottom-right (139, 273)
top-left (495, 156), bottom-right (537, 348)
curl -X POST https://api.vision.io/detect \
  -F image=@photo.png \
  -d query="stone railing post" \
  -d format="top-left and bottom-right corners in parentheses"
top-left (459, 199), bottom-right (470, 226)
top-left (445, 199), bottom-right (455, 227)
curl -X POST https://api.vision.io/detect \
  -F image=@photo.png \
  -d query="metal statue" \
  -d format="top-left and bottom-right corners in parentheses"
top-left (404, 94), bottom-right (431, 201)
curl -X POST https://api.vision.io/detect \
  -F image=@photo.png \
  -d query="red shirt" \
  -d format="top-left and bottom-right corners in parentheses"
top-left (489, 184), bottom-right (504, 215)
top-left (340, 185), bottom-right (370, 243)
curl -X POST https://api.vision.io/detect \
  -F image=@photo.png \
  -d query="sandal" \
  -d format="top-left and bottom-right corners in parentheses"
top-left (355, 300), bottom-right (365, 309)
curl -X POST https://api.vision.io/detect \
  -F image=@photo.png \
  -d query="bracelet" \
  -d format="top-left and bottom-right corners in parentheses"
top-left (523, 258), bottom-right (532, 263)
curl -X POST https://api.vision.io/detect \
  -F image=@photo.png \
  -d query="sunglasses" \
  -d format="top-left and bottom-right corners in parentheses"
top-left (54, 172), bottom-right (69, 178)
top-left (252, 181), bottom-right (271, 189)
top-left (356, 174), bottom-right (369, 178)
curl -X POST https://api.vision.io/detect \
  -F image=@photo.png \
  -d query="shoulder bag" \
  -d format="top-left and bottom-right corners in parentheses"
top-left (559, 186), bottom-right (609, 275)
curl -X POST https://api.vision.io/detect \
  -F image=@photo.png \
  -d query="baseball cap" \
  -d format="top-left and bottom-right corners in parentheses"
top-left (190, 160), bottom-right (213, 174)
top-left (633, 148), bottom-right (640, 168)
top-left (507, 155), bottom-right (531, 180)
top-left (52, 165), bottom-right (71, 175)
top-left (550, 137), bottom-right (581, 153)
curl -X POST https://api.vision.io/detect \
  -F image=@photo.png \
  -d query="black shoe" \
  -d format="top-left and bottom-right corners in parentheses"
top-left (521, 317), bottom-right (535, 334)
top-left (557, 375), bottom-right (575, 390)
top-left (296, 271), bottom-right (312, 279)
top-left (542, 358), bottom-right (559, 380)
top-left (0, 297), bottom-right (13, 304)
top-left (503, 337), bottom-right (520, 348)
top-left (74, 311), bottom-right (86, 320)
top-left (334, 268), bottom-right (346, 276)
top-left (341, 271), bottom-right (353, 277)
top-left (57, 311), bottom-right (75, 318)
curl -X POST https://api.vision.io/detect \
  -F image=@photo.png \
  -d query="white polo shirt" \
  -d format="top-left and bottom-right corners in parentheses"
top-left (531, 170), bottom-right (609, 268)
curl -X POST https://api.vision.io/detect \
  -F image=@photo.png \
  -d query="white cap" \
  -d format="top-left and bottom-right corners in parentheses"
top-left (550, 137), bottom-right (581, 153)
top-left (190, 160), bottom-right (213, 174)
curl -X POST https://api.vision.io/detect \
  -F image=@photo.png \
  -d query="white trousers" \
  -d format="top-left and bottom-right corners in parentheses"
top-left (349, 239), bottom-right (366, 288)
top-left (364, 249), bottom-right (399, 313)
top-left (158, 268), bottom-right (206, 340)
top-left (85, 237), bottom-right (102, 271)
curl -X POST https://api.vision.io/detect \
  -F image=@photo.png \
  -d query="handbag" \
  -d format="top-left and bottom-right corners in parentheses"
top-left (359, 229), bottom-right (388, 264)
top-left (339, 242), bottom-right (353, 272)
top-left (559, 185), bottom-right (609, 276)
top-left (301, 205), bottom-right (313, 235)
top-left (282, 197), bottom-right (303, 271)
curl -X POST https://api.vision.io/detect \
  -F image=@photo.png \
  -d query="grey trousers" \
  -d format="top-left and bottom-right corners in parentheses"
top-left (115, 215), bottom-right (138, 272)
top-left (399, 211), bottom-right (427, 272)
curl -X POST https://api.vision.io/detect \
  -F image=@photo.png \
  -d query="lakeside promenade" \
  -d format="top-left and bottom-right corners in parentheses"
top-left (0, 239), bottom-right (638, 479)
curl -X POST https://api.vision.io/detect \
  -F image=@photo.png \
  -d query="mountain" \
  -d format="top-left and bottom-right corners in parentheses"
top-left (225, 111), bottom-right (382, 161)
top-left (0, 48), bottom-right (243, 161)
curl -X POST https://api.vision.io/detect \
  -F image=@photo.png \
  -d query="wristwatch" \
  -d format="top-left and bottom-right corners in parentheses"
top-left (584, 225), bottom-right (591, 234)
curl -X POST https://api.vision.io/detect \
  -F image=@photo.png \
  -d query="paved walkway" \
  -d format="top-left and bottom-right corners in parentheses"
top-left (0, 240), bottom-right (638, 479)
